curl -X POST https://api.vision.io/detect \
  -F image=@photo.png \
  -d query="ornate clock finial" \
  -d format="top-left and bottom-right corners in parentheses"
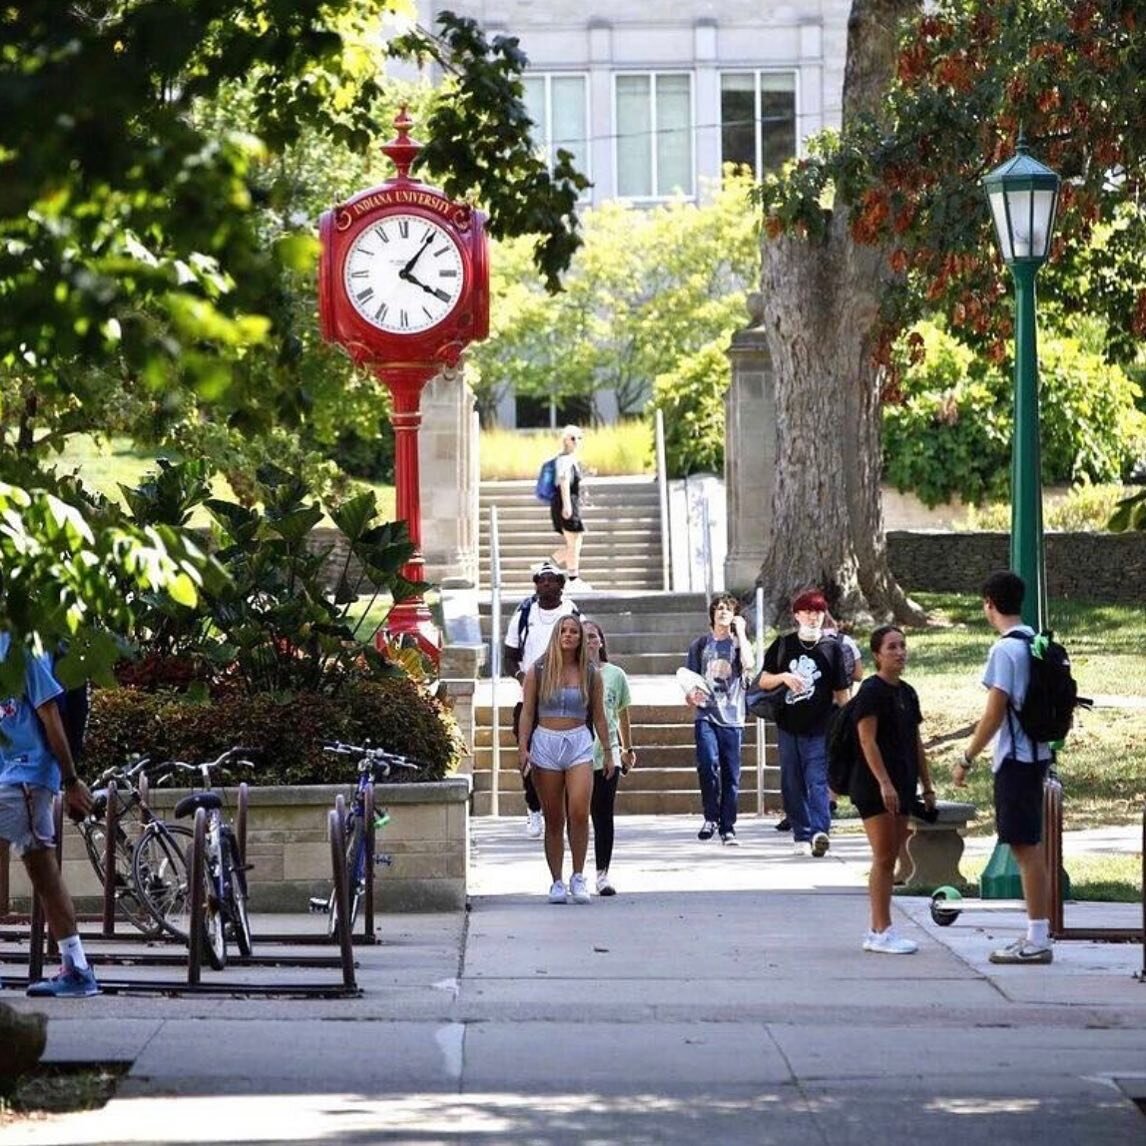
top-left (380, 105), bottom-right (422, 182)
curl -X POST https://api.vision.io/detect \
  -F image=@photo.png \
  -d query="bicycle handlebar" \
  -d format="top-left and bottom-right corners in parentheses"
top-left (150, 746), bottom-right (258, 787)
top-left (322, 741), bottom-right (425, 776)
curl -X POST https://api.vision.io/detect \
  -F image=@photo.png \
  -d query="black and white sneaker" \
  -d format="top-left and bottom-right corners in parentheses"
top-left (697, 820), bottom-right (717, 841)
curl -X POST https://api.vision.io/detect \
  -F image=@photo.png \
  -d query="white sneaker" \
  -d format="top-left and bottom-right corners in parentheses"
top-left (569, 873), bottom-right (590, 904)
top-left (989, 938), bottom-right (1053, 965)
top-left (548, 879), bottom-right (567, 904)
top-left (526, 810), bottom-right (543, 838)
top-left (863, 926), bottom-right (918, 954)
top-left (595, 870), bottom-right (616, 897)
top-left (811, 831), bottom-right (830, 857)
top-left (793, 841), bottom-right (813, 856)
top-left (570, 577), bottom-right (595, 591)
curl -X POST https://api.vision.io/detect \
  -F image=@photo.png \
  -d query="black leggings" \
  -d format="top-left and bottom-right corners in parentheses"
top-left (591, 767), bottom-right (620, 871)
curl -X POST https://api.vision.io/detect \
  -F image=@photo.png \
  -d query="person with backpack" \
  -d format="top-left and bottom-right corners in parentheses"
top-left (849, 625), bottom-right (936, 955)
top-left (548, 425), bottom-right (590, 589)
top-left (504, 561), bottom-right (580, 837)
top-left (684, 593), bottom-right (755, 846)
top-left (756, 589), bottom-right (850, 857)
top-left (955, 570), bottom-right (1056, 966)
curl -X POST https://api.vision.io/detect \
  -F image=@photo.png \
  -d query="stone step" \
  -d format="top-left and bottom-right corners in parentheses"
top-left (472, 722), bottom-right (773, 750)
top-left (478, 591), bottom-right (707, 616)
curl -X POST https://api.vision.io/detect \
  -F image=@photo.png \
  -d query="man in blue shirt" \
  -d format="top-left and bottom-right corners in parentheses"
top-left (954, 570), bottom-right (1054, 966)
top-left (0, 626), bottom-right (100, 997)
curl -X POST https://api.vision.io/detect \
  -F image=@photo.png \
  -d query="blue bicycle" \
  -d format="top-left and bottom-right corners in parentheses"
top-left (311, 743), bottom-right (423, 939)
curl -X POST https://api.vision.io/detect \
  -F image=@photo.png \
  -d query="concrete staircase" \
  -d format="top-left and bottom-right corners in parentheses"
top-left (470, 676), bottom-right (780, 818)
top-left (478, 476), bottom-right (664, 595)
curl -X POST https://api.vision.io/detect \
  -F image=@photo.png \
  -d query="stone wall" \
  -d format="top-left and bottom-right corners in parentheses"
top-left (5, 779), bottom-right (471, 917)
top-left (887, 531), bottom-right (1146, 604)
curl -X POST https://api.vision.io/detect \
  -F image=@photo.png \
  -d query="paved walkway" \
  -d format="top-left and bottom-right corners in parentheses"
top-left (2, 816), bottom-right (1144, 1144)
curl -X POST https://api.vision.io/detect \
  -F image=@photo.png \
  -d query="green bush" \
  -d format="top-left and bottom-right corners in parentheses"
top-left (651, 341), bottom-right (729, 478)
top-left (83, 678), bottom-right (464, 785)
top-left (962, 483), bottom-right (1134, 532)
top-left (883, 322), bottom-right (1146, 507)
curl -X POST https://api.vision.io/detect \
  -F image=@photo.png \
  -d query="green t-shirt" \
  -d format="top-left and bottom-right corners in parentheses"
top-left (593, 661), bottom-right (632, 770)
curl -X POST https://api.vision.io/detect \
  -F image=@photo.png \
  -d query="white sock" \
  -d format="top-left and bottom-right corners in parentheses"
top-left (1027, 919), bottom-right (1050, 947)
top-left (59, 934), bottom-right (89, 971)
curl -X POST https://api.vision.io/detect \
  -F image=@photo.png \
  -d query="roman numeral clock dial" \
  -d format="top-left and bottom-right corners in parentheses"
top-left (343, 214), bottom-right (466, 335)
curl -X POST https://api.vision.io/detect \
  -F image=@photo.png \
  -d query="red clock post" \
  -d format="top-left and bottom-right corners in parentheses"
top-left (318, 109), bottom-right (490, 663)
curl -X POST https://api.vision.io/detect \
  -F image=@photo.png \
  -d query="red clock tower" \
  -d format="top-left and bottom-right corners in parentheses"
top-left (318, 109), bottom-right (490, 663)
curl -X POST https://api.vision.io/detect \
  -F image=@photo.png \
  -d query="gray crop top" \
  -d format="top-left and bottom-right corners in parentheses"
top-left (537, 685), bottom-right (589, 720)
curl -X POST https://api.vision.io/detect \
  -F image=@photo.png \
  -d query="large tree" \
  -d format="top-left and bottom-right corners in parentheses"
top-left (754, 0), bottom-right (1146, 623)
top-left (0, 2), bottom-right (585, 664)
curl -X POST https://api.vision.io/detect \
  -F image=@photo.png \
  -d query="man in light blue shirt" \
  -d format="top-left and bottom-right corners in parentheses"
top-left (954, 571), bottom-right (1053, 966)
top-left (0, 626), bottom-right (100, 997)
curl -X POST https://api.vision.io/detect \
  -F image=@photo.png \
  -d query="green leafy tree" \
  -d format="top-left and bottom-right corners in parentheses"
top-left (748, 0), bottom-right (1146, 623)
top-left (0, 3), bottom-right (586, 665)
top-left (466, 171), bottom-right (760, 431)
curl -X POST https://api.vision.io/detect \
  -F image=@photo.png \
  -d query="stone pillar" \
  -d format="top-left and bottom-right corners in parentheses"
top-left (724, 293), bottom-right (776, 592)
top-left (418, 365), bottom-right (479, 587)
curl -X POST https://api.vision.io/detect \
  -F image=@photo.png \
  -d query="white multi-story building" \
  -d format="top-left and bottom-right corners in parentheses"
top-left (416, 2), bottom-right (851, 205)
top-left (411, 2), bottom-right (852, 424)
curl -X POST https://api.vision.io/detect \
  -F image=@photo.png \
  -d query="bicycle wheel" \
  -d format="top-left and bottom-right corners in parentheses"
top-left (80, 819), bottom-right (159, 936)
top-left (201, 850), bottom-right (226, 971)
top-left (328, 818), bottom-right (365, 942)
top-left (221, 829), bottom-right (253, 960)
top-left (131, 823), bottom-right (193, 941)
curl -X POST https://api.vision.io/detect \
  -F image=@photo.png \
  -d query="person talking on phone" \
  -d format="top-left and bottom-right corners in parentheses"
top-left (683, 594), bottom-right (755, 846)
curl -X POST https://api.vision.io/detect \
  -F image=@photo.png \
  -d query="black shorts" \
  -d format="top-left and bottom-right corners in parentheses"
top-left (550, 498), bottom-right (584, 535)
top-left (993, 758), bottom-right (1050, 845)
top-left (849, 764), bottom-right (916, 821)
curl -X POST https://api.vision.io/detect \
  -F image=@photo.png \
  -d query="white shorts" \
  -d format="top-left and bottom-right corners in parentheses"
top-left (530, 726), bottom-right (595, 772)
top-left (0, 784), bottom-right (57, 855)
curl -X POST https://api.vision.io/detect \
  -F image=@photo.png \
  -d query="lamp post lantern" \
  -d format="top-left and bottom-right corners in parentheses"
top-left (977, 136), bottom-right (1061, 902)
top-left (981, 136), bottom-right (1061, 630)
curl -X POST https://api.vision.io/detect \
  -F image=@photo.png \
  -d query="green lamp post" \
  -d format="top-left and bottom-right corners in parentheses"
top-left (982, 136), bottom-right (1061, 630)
top-left (977, 137), bottom-right (1062, 899)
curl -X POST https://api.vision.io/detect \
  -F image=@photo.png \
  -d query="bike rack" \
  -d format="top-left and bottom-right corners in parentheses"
top-left (1047, 779), bottom-right (1143, 945)
top-left (364, 780), bottom-right (377, 940)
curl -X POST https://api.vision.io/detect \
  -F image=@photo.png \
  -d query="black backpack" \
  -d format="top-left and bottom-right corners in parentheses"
top-left (1003, 630), bottom-right (1089, 747)
top-left (826, 697), bottom-right (860, 794)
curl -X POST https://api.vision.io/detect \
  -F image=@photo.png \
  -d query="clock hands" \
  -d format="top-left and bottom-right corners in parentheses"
top-left (399, 268), bottom-right (452, 304)
top-left (400, 233), bottom-right (434, 277)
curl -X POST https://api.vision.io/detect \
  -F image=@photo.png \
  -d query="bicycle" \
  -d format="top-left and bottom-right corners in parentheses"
top-left (310, 742), bottom-right (423, 940)
top-left (73, 756), bottom-right (192, 938)
top-left (135, 747), bottom-right (256, 969)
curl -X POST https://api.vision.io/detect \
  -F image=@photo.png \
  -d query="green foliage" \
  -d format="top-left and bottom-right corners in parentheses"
top-left (479, 422), bottom-right (654, 480)
top-left (1108, 487), bottom-right (1146, 532)
top-left (84, 678), bottom-right (463, 784)
top-left (0, 476), bottom-right (213, 695)
top-left (466, 172), bottom-right (760, 429)
top-left (651, 343), bottom-right (731, 477)
top-left (883, 322), bottom-right (1146, 506)
top-left (116, 459), bottom-right (423, 693)
top-left (963, 484), bottom-right (1135, 532)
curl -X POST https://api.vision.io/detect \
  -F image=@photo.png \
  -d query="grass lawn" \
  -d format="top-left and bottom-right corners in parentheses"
top-left (890, 593), bottom-right (1146, 833)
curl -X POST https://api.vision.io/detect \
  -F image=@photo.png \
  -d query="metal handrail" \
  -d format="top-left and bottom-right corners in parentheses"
top-left (655, 408), bottom-right (671, 590)
top-left (489, 504), bottom-right (502, 817)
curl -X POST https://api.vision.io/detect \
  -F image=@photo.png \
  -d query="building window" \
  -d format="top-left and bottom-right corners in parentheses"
top-left (523, 73), bottom-right (589, 187)
top-left (615, 72), bottom-right (693, 199)
top-left (720, 71), bottom-right (797, 177)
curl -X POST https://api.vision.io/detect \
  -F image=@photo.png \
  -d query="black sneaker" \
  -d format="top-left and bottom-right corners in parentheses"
top-left (697, 820), bottom-right (716, 840)
top-left (774, 817), bottom-right (791, 832)
top-left (720, 830), bottom-right (740, 847)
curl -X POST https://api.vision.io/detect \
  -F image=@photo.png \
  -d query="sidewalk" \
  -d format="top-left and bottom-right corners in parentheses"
top-left (2, 815), bottom-right (1144, 1144)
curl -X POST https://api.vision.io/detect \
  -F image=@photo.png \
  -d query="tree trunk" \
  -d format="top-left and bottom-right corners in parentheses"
top-left (757, 0), bottom-right (926, 627)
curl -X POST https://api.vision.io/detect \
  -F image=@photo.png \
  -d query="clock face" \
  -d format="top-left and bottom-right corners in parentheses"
top-left (342, 214), bottom-right (466, 335)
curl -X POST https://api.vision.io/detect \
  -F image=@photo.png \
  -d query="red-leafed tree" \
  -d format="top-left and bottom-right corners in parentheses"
top-left (752, 0), bottom-right (1146, 622)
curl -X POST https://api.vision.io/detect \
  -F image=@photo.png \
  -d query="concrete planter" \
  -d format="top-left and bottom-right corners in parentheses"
top-left (6, 778), bottom-right (471, 917)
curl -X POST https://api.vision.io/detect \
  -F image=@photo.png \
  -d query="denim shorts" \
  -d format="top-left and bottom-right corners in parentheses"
top-left (0, 784), bottom-right (57, 855)
top-left (530, 725), bottom-right (595, 771)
